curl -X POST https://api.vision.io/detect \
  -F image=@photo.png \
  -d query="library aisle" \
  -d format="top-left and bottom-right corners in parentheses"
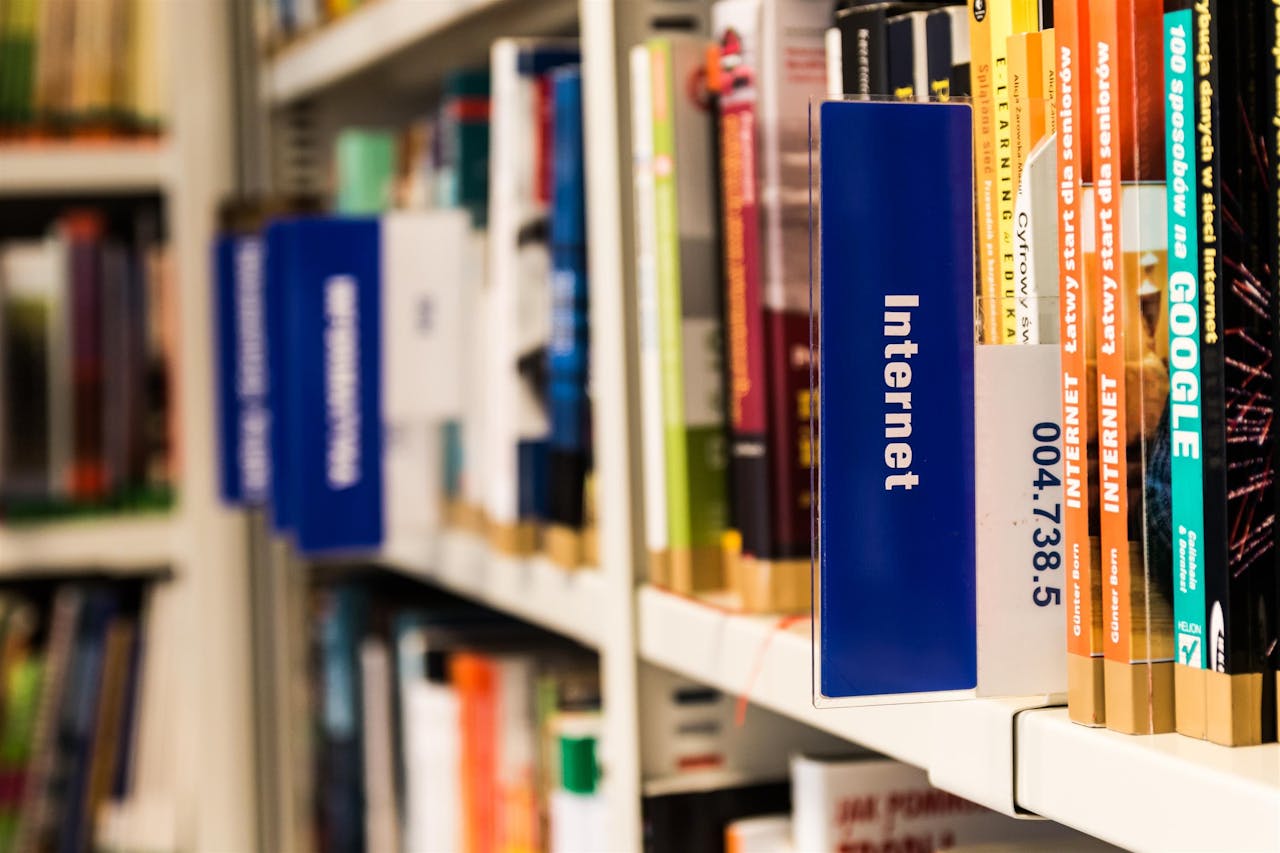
top-left (1, 1), bottom-right (1277, 852)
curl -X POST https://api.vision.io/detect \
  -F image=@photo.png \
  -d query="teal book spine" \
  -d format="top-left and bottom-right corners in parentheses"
top-left (1163, 7), bottom-right (1205, 670)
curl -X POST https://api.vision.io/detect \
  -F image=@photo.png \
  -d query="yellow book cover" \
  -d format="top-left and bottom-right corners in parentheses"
top-left (968, 2), bottom-right (998, 342)
top-left (994, 0), bottom-right (1040, 343)
top-left (1040, 27), bottom-right (1055, 137)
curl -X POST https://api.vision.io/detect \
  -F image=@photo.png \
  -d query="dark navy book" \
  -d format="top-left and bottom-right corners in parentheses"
top-left (547, 66), bottom-right (590, 529)
top-left (817, 99), bottom-right (977, 699)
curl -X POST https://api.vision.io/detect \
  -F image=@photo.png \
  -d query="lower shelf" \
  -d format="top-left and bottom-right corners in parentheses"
top-left (637, 583), bottom-right (1280, 850)
top-left (1017, 707), bottom-right (1280, 852)
top-left (378, 529), bottom-right (604, 649)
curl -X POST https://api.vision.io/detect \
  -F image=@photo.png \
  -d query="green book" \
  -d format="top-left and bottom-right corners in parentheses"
top-left (649, 36), bottom-right (728, 592)
top-left (0, 656), bottom-right (42, 853)
top-left (333, 128), bottom-right (397, 215)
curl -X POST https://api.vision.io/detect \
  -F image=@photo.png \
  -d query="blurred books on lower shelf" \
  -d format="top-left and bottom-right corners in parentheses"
top-left (299, 573), bottom-right (603, 853)
top-left (0, 577), bottom-right (154, 853)
top-left (0, 203), bottom-right (176, 524)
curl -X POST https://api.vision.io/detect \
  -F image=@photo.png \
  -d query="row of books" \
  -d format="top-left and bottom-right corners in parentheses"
top-left (0, 580), bottom-right (150, 853)
top-left (810, 0), bottom-right (1280, 749)
top-left (298, 574), bottom-right (1098, 853)
top-left (301, 576), bottom-right (605, 853)
top-left (0, 206), bottom-right (176, 522)
top-left (0, 0), bottom-right (167, 137)
top-left (216, 46), bottom-right (601, 568)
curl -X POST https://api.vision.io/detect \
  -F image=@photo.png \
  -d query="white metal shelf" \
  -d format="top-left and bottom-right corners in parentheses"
top-left (379, 529), bottom-right (604, 648)
top-left (637, 584), bottom-right (1050, 817)
top-left (1017, 707), bottom-right (1280, 852)
top-left (0, 514), bottom-right (177, 575)
top-left (0, 142), bottom-right (173, 195)
top-left (261, 0), bottom-right (576, 105)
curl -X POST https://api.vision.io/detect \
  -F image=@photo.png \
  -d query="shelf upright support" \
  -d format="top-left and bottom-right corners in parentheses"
top-left (580, 0), bottom-right (647, 845)
top-left (165, 0), bottom-right (257, 849)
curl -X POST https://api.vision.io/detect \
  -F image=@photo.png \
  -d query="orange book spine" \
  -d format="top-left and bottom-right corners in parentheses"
top-left (1056, 0), bottom-right (1105, 725)
top-left (1089, 0), bottom-right (1128, 672)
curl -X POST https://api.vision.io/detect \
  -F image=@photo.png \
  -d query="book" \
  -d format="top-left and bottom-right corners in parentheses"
top-left (436, 69), bottom-right (492, 228)
top-left (834, 2), bottom-right (947, 99)
top-left (649, 35), bottom-right (729, 592)
top-left (790, 754), bottom-right (1081, 850)
top-left (643, 775), bottom-right (791, 853)
top-left (629, 43), bottom-right (670, 584)
top-left (1088, 0), bottom-right (1173, 735)
top-left (483, 39), bottom-right (579, 550)
top-left (314, 584), bottom-right (367, 853)
top-left (724, 814), bottom-right (790, 853)
top-left (63, 212), bottom-right (107, 502)
top-left (334, 129), bottom-right (397, 215)
top-left (925, 5), bottom-right (970, 101)
top-left (1190, 0), bottom-right (1280, 746)
top-left (359, 639), bottom-right (398, 853)
top-left (546, 65), bottom-right (591, 539)
top-left (1054, 0), bottom-right (1105, 726)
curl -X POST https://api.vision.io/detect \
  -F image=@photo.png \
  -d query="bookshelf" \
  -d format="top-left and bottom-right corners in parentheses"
top-left (240, 1), bottom-right (1280, 852)
top-left (0, 2), bottom-right (256, 851)
top-left (0, 142), bottom-right (174, 196)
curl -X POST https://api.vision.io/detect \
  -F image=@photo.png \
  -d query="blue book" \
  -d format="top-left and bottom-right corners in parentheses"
top-left (214, 232), bottom-right (270, 507)
top-left (817, 100), bottom-right (976, 700)
top-left (316, 584), bottom-right (368, 853)
top-left (546, 66), bottom-right (589, 529)
top-left (283, 217), bottom-right (384, 555)
top-left (264, 219), bottom-right (302, 535)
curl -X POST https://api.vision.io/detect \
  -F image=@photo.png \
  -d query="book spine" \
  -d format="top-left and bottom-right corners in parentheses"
top-left (969, 1), bottom-right (1001, 341)
top-left (652, 38), bottom-right (728, 586)
top-left (888, 16), bottom-right (916, 101)
top-left (1264, 0), bottom-right (1280, 741)
top-left (629, 44), bottom-right (669, 571)
top-left (1088, 0), bottom-right (1129, 681)
top-left (837, 8), bottom-right (890, 98)
top-left (925, 9), bottom-right (954, 101)
top-left (66, 215), bottom-right (106, 501)
top-left (1163, 4), bottom-right (1205, 686)
top-left (996, 1), bottom-right (1038, 344)
top-left (717, 22), bottom-right (774, 559)
top-left (547, 66), bottom-right (589, 530)
top-left (1056, 0), bottom-right (1104, 725)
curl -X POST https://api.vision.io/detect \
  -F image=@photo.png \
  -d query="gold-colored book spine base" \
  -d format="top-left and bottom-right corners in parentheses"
top-left (1066, 653), bottom-right (1106, 727)
top-left (443, 499), bottom-right (486, 535)
top-left (1205, 670), bottom-right (1266, 747)
top-left (1103, 659), bottom-right (1174, 735)
top-left (581, 525), bottom-right (599, 568)
top-left (648, 550), bottom-right (670, 589)
top-left (1174, 664), bottom-right (1207, 740)
top-left (487, 518), bottom-right (541, 557)
top-left (732, 555), bottom-right (810, 615)
top-left (544, 524), bottom-right (585, 570)
top-left (667, 546), bottom-right (724, 596)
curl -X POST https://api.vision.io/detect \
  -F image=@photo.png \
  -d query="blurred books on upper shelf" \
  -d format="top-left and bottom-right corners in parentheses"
top-left (0, 204), bottom-right (176, 523)
top-left (0, 0), bottom-right (168, 139)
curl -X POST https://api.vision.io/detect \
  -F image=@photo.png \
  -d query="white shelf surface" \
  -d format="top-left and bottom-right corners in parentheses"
top-left (0, 142), bottom-right (173, 194)
top-left (637, 585), bottom-right (1049, 816)
top-left (1017, 707), bottom-right (1280, 852)
top-left (263, 0), bottom-right (501, 104)
top-left (380, 530), bottom-right (604, 648)
top-left (0, 514), bottom-right (178, 575)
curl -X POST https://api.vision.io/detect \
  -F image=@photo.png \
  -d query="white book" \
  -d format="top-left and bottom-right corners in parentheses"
top-left (825, 27), bottom-right (843, 98)
top-left (907, 10), bottom-right (931, 103)
top-left (380, 210), bottom-right (469, 541)
top-left (461, 230), bottom-right (489, 511)
top-left (401, 677), bottom-right (461, 853)
top-left (1012, 135), bottom-right (1059, 345)
top-left (359, 640), bottom-right (399, 853)
top-left (484, 38), bottom-right (578, 529)
top-left (757, 0), bottom-right (828, 315)
top-left (791, 755), bottom-right (1078, 852)
top-left (629, 43), bottom-right (669, 565)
